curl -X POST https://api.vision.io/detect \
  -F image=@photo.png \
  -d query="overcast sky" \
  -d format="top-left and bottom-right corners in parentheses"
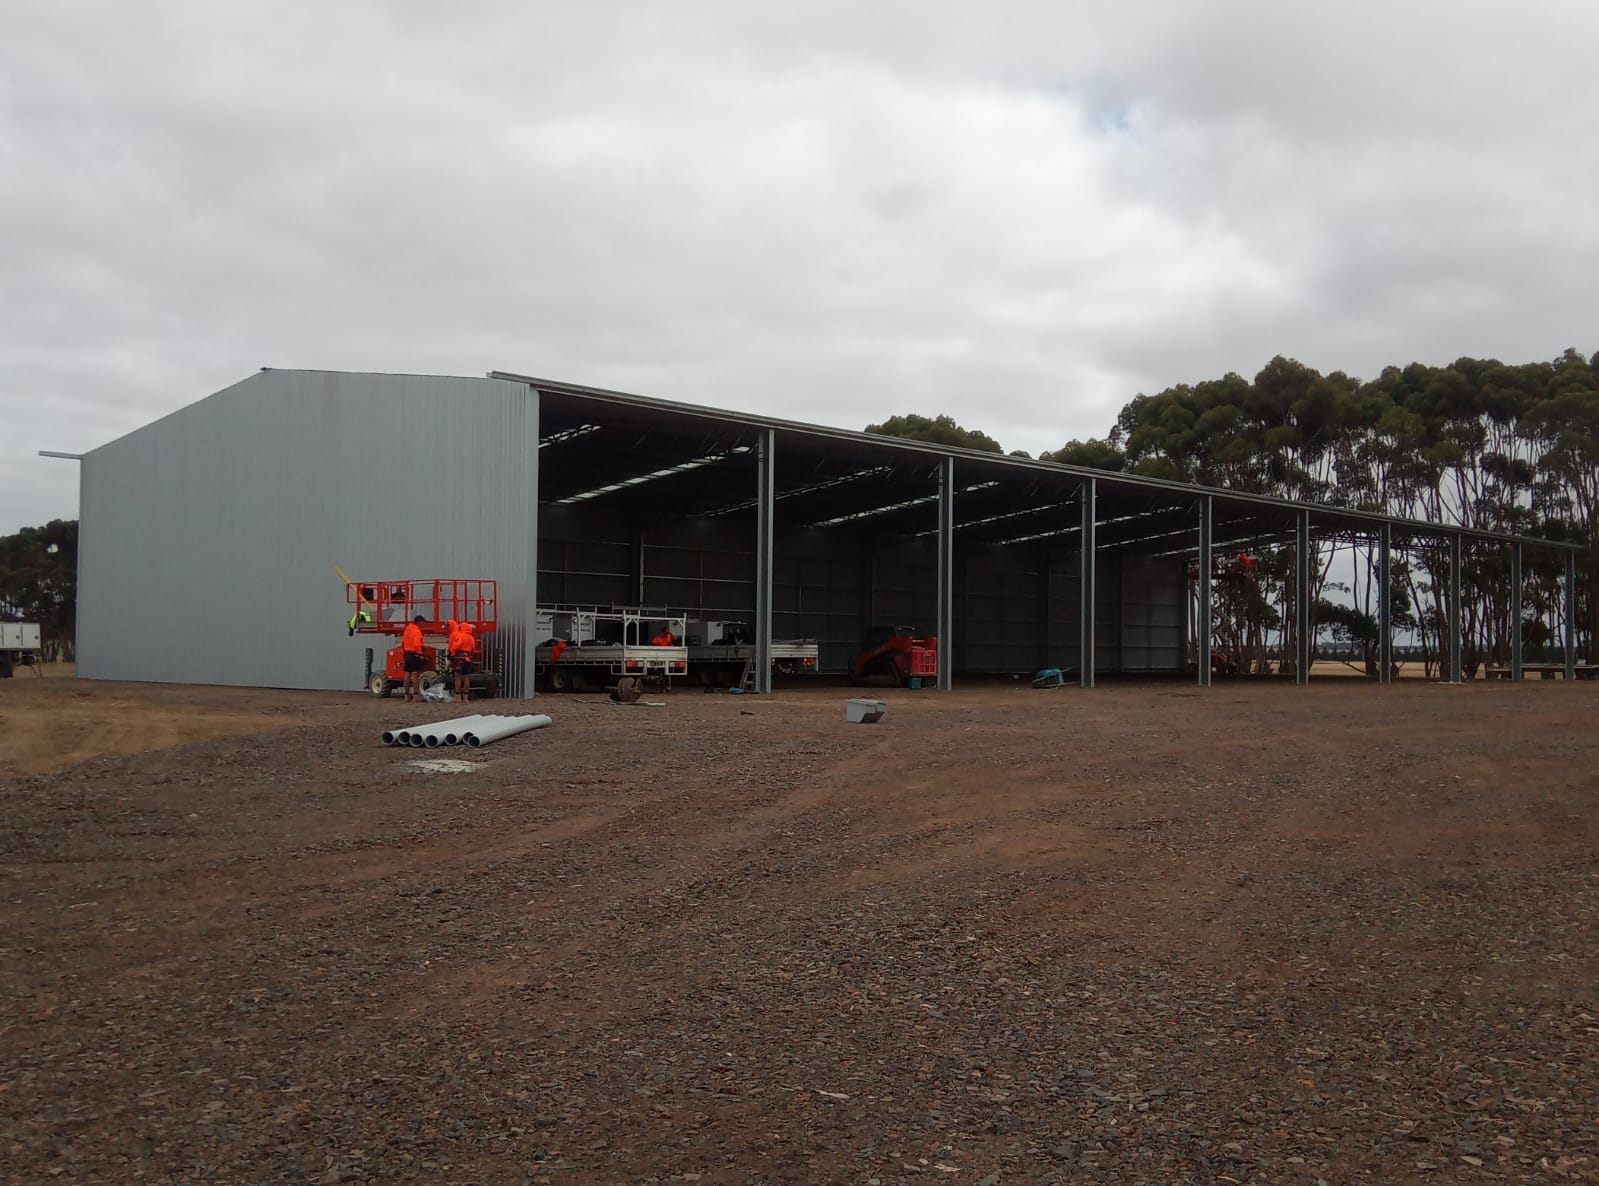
top-left (4, 1), bottom-right (1597, 534)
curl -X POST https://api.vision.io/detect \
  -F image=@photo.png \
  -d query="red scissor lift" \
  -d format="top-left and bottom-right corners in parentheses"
top-left (347, 578), bottom-right (497, 697)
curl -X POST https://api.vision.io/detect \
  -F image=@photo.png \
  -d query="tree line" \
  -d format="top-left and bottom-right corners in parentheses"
top-left (869, 349), bottom-right (1599, 672)
top-left (0, 519), bottom-right (77, 660)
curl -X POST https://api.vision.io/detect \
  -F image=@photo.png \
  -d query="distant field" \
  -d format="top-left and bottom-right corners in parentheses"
top-left (1311, 658), bottom-right (1432, 678)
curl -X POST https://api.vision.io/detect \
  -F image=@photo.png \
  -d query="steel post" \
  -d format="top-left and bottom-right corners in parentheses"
top-left (1510, 541), bottom-right (1523, 681)
top-left (1378, 522), bottom-right (1392, 684)
top-left (1197, 495), bottom-right (1212, 687)
top-left (1295, 510), bottom-right (1311, 684)
top-left (1080, 478), bottom-right (1096, 689)
top-left (754, 429), bottom-right (775, 694)
top-left (522, 392), bottom-right (542, 699)
top-left (1565, 550), bottom-right (1578, 680)
top-left (1448, 533), bottom-right (1463, 684)
top-left (936, 456), bottom-right (955, 690)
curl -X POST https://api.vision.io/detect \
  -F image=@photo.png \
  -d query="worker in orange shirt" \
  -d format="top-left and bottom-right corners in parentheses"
top-left (652, 626), bottom-right (675, 646)
top-left (401, 613), bottom-right (427, 702)
top-left (450, 621), bottom-right (475, 701)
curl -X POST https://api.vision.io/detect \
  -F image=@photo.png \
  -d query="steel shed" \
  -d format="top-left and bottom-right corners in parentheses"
top-left (73, 367), bottom-right (1581, 696)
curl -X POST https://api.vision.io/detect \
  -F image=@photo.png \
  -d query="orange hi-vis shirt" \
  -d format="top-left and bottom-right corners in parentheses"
top-left (402, 622), bottom-right (425, 654)
top-left (447, 626), bottom-right (468, 656)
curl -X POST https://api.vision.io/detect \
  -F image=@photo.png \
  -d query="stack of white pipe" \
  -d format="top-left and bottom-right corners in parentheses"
top-left (382, 714), bottom-right (552, 749)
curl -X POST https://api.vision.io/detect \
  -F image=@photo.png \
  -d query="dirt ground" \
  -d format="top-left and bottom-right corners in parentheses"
top-left (2, 675), bottom-right (1597, 1185)
top-left (0, 672), bottom-right (304, 775)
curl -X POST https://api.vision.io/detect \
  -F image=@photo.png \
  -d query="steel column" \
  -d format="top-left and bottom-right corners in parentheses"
top-left (1295, 509), bottom-right (1311, 684)
top-left (1510, 541), bottom-right (1523, 681)
top-left (1378, 522), bottom-right (1392, 684)
top-left (1448, 533), bottom-right (1463, 684)
top-left (1080, 478), bottom-right (1096, 689)
top-left (1197, 495), bottom-right (1212, 687)
top-left (1565, 550), bottom-right (1578, 680)
top-left (936, 456), bottom-right (955, 690)
top-left (521, 394), bottom-right (542, 699)
top-left (754, 429), bottom-right (775, 694)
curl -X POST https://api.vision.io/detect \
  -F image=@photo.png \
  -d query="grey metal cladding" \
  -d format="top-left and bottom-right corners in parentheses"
top-left (77, 370), bottom-right (538, 695)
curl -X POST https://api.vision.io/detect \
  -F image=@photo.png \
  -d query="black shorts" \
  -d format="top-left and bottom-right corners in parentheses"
top-left (402, 652), bottom-right (427, 673)
top-left (451, 655), bottom-right (474, 675)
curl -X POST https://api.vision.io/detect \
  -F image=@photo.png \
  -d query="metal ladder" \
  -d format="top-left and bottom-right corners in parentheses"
top-left (737, 656), bottom-right (758, 692)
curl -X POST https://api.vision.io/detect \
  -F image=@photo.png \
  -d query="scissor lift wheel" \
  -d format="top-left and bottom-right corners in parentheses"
top-left (369, 672), bottom-right (393, 697)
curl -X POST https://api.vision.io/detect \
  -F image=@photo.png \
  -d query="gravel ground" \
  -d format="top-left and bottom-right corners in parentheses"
top-left (3, 678), bottom-right (1598, 1185)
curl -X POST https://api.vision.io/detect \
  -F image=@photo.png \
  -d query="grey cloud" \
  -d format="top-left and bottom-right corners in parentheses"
top-left (4, 1), bottom-right (1597, 532)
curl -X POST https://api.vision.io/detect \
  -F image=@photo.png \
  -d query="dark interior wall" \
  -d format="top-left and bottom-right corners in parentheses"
top-left (957, 543), bottom-right (1054, 673)
top-left (1117, 555), bottom-right (1187, 672)
top-left (868, 539), bottom-right (938, 636)
top-left (539, 507), bottom-right (757, 626)
top-left (537, 507), bottom-right (633, 606)
top-left (643, 516), bottom-right (756, 620)
top-left (774, 530), bottom-right (870, 671)
top-left (1045, 548), bottom-right (1084, 675)
top-left (539, 504), bottom-right (1186, 676)
top-left (955, 547), bottom-right (1184, 675)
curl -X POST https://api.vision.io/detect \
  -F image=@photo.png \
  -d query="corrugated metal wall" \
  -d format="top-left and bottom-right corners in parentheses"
top-left (644, 518), bottom-right (756, 618)
top-left (538, 510), bottom-right (758, 623)
top-left (955, 548), bottom-right (1183, 675)
top-left (775, 531), bottom-right (868, 671)
top-left (957, 544), bottom-right (1050, 672)
top-left (1118, 556), bottom-right (1186, 672)
top-left (78, 370), bottom-right (539, 694)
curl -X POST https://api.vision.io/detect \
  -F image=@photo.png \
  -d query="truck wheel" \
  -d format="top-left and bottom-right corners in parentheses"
top-left (369, 672), bottom-right (392, 697)
top-left (550, 667), bottom-right (571, 692)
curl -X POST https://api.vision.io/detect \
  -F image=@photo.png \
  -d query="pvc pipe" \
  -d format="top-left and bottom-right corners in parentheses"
top-left (408, 734), bottom-right (427, 747)
top-left (426, 715), bottom-right (505, 747)
top-left (383, 716), bottom-right (461, 746)
top-left (440, 715), bottom-right (499, 745)
top-left (384, 714), bottom-right (498, 747)
top-left (464, 714), bottom-right (553, 748)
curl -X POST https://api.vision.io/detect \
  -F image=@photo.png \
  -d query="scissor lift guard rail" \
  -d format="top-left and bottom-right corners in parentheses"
top-left (343, 576), bottom-right (498, 697)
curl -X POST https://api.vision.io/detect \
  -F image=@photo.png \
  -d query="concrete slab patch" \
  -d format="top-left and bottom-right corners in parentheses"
top-left (406, 758), bottom-right (483, 775)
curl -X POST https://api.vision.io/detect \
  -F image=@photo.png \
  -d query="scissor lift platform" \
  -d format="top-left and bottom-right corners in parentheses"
top-left (345, 578), bottom-right (498, 696)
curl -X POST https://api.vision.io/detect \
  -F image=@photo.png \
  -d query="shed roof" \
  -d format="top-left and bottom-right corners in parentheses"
top-left (493, 369), bottom-right (1580, 555)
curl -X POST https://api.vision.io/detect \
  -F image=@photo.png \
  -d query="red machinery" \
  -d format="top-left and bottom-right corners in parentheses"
top-left (342, 576), bottom-right (497, 696)
top-left (849, 626), bottom-right (938, 687)
top-left (1186, 551), bottom-right (1257, 581)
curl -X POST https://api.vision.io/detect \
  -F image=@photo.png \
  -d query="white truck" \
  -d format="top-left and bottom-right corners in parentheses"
top-left (687, 620), bottom-right (820, 688)
top-left (1, 622), bottom-right (42, 679)
top-left (533, 606), bottom-right (689, 693)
